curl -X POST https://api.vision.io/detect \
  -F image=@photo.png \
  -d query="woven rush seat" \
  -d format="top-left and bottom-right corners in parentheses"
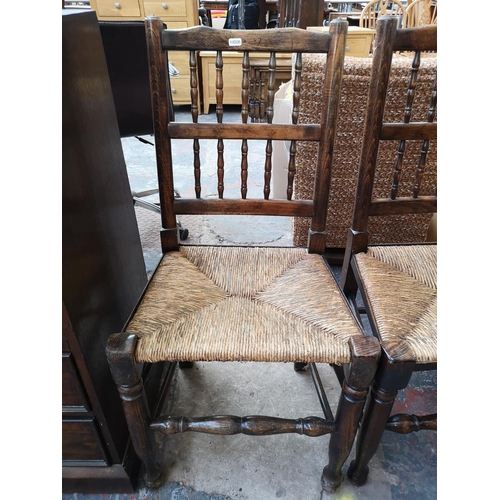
top-left (353, 245), bottom-right (436, 364)
top-left (128, 246), bottom-right (363, 364)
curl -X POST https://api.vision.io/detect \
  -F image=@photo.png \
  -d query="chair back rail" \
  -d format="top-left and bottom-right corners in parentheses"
top-left (145, 18), bottom-right (348, 253)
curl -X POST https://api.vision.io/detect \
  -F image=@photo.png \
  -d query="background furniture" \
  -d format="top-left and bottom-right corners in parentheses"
top-left (340, 17), bottom-right (437, 487)
top-left (403, 0), bottom-right (437, 28)
top-left (62, 9), bottom-right (169, 493)
top-left (306, 25), bottom-right (375, 57)
top-left (89, 0), bottom-right (200, 106)
top-left (358, 0), bottom-right (407, 28)
top-left (89, 0), bottom-right (198, 26)
top-left (200, 50), bottom-right (292, 115)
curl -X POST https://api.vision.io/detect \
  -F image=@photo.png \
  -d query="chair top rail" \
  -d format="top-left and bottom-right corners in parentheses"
top-left (393, 25), bottom-right (437, 52)
top-left (160, 25), bottom-right (333, 53)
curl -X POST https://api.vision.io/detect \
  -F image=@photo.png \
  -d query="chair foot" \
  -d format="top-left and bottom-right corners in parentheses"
top-left (321, 465), bottom-right (343, 493)
top-left (142, 467), bottom-right (165, 489)
top-left (106, 333), bottom-right (163, 486)
top-left (294, 362), bottom-right (307, 372)
top-left (347, 459), bottom-right (369, 486)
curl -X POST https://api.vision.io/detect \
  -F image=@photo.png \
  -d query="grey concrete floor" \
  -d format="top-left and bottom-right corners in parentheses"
top-left (62, 105), bottom-right (436, 500)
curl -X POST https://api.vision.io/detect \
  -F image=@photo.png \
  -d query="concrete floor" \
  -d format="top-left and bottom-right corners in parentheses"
top-left (62, 105), bottom-right (436, 500)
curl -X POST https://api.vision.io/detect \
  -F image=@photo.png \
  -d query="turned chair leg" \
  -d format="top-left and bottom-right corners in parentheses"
top-left (347, 348), bottom-right (415, 487)
top-left (321, 336), bottom-right (380, 493)
top-left (106, 332), bottom-right (163, 487)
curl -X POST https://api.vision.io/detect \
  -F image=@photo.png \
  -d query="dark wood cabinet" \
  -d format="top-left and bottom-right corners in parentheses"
top-left (62, 9), bottom-right (166, 493)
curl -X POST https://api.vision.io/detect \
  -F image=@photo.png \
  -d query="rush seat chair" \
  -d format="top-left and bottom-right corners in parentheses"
top-left (105, 18), bottom-right (380, 493)
top-left (339, 16), bottom-right (437, 486)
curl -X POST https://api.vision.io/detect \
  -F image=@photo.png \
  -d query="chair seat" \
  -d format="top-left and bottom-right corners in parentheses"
top-left (353, 244), bottom-right (437, 364)
top-left (127, 246), bottom-right (363, 364)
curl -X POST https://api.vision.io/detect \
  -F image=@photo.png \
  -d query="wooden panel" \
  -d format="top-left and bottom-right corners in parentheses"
top-left (62, 465), bottom-right (137, 494)
top-left (62, 354), bottom-right (90, 412)
top-left (62, 419), bottom-right (109, 464)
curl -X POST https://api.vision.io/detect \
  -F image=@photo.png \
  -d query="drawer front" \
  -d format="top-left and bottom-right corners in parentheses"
top-left (143, 0), bottom-right (187, 18)
top-left (62, 418), bottom-right (109, 465)
top-left (94, 0), bottom-right (142, 18)
top-left (345, 35), bottom-right (372, 58)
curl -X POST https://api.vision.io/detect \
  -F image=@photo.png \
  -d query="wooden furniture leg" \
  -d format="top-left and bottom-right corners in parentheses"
top-left (106, 333), bottom-right (163, 487)
top-left (321, 336), bottom-right (380, 492)
top-left (347, 348), bottom-right (415, 487)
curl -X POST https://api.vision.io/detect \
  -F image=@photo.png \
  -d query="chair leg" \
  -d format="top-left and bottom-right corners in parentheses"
top-left (347, 349), bottom-right (415, 487)
top-left (321, 336), bottom-right (380, 493)
top-left (106, 332), bottom-right (163, 487)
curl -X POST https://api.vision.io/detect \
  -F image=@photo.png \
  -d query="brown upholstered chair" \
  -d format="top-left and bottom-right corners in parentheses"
top-left (105, 18), bottom-right (380, 493)
top-left (339, 16), bottom-right (437, 486)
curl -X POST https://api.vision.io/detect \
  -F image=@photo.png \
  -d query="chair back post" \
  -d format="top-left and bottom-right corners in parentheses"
top-left (341, 15), bottom-right (399, 291)
top-left (145, 16), bottom-right (179, 252)
top-left (349, 16), bottom-right (398, 243)
top-left (308, 19), bottom-right (348, 254)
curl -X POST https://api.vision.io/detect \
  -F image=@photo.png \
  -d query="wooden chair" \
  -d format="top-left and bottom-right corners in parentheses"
top-left (339, 16), bottom-right (437, 486)
top-left (359, 0), bottom-right (407, 29)
top-left (105, 18), bottom-right (381, 493)
top-left (403, 0), bottom-right (437, 28)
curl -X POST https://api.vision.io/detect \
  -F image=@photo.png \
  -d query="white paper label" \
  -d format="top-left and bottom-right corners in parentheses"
top-left (228, 38), bottom-right (242, 47)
